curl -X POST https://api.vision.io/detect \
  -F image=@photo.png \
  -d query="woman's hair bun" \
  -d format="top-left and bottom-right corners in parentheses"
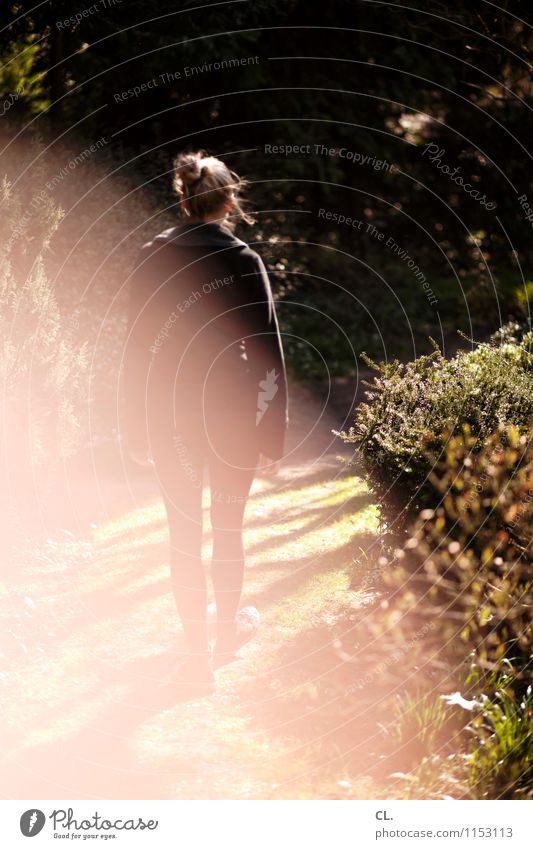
top-left (172, 149), bottom-right (254, 227)
top-left (176, 153), bottom-right (203, 186)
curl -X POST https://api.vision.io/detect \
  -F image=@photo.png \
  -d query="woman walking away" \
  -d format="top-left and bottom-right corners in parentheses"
top-left (123, 151), bottom-right (289, 694)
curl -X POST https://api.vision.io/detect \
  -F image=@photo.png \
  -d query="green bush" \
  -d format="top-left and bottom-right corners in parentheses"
top-left (375, 426), bottom-right (532, 688)
top-left (336, 425), bottom-right (532, 798)
top-left (0, 166), bottom-right (88, 546)
top-left (339, 325), bottom-right (533, 519)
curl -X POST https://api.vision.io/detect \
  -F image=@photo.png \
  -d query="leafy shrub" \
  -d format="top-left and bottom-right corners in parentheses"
top-left (335, 426), bottom-right (532, 798)
top-left (374, 426), bottom-right (532, 688)
top-left (0, 165), bottom-right (88, 545)
top-left (339, 325), bottom-right (533, 519)
top-left (0, 35), bottom-right (47, 116)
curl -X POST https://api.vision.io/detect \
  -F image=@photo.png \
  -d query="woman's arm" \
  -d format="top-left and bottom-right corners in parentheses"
top-left (241, 251), bottom-right (289, 463)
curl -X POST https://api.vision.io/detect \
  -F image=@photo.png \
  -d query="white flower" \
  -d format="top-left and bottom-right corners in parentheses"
top-left (440, 691), bottom-right (479, 710)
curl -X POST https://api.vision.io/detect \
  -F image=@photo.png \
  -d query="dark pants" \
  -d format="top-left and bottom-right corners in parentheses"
top-left (150, 384), bottom-right (260, 654)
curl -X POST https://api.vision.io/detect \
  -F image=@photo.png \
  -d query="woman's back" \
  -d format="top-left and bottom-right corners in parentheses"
top-left (123, 157), bottom-right (288, 461)
top-left (122, 149), bottom-right (288, 691)
top-left (133, 222), bottom-right (265, 389)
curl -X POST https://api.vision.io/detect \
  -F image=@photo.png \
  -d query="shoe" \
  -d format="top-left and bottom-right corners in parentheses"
top-left (170, 653), bottom-right (215, 696)
top-left (212, 606), bottom-right (260, 667)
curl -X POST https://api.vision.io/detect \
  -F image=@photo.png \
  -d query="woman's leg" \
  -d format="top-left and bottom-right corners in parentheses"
top-left (208, 448), bottom-right (259, 642)
top-left (151, 429), bottom-right (209, 655)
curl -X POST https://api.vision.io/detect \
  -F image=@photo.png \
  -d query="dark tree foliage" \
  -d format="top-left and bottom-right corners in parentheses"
top-left (1, 1), bottom-right (531, 366)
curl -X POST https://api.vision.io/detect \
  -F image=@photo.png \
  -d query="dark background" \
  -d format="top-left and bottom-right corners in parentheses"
top-left (2, 0), bottom-right (532, 375)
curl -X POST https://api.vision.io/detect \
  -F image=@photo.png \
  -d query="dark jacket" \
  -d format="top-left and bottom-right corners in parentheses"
top-left (123, 222), bottom-right (289, 460)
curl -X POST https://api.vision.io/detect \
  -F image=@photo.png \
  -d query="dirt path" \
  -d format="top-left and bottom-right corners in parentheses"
top-left (1, 381), bottom-right (382, 799)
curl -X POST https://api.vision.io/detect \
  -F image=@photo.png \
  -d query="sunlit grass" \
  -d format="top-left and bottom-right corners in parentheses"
top-left (16, 681), bottom-right (130, 751)
top-left (2, 467), bottom-right (380, 798)
top-left (93, 501), bottom-right (165, 543)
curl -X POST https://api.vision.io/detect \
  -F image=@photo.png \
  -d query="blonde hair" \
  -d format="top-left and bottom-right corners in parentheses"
top-left (172, 150), bottom-right (254, 227)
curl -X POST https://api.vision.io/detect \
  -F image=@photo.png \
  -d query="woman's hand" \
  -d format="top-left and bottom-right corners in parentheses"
top-left (130, 449), bottom-right (154, 467)
top-left (258, 454), bottom-right (280, 476)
